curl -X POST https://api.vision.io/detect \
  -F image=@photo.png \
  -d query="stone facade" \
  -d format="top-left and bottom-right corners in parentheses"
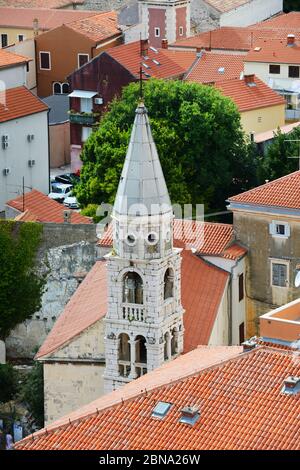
top-left (6, 223), bottom-right (98, 359)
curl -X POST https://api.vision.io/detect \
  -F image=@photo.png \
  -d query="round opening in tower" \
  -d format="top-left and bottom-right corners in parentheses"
top-left (147, 232), bottom-right (158, 245)
top-left (127, 233), bottom-right (136, 246)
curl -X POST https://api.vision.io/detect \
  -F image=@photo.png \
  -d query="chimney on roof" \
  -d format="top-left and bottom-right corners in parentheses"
top-left (287, 34), bottom-right (296, 47)
top-left (161, 39), bottom-right (168, 49)
top-left (242, 339), bottom-right (257, 352)
top-left (196, 47), bottom-right (203, 58)
top-left (244, 74), bottom-right (255, 86)
top-left (140, 39), bottom-right (149, 57)
top-left (282, 376), bottom-right (300, 395)
top-left (33, 18), bottom-right (39, 37)
top-left (63, 210), bottom-right (72, 224)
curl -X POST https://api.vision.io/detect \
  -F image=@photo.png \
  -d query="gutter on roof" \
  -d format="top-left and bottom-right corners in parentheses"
top-left (227, 201), bottom-right (300, 217)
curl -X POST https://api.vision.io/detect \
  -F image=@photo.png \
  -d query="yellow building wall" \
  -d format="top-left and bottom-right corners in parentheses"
top-left (240, 104), bottom-right (285, 135)
top-left (0, 28), bottom-right (35, 46)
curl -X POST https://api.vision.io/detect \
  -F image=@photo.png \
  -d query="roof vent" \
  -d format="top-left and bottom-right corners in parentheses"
top-left (254, 47), bottom-right (261, 52)
top-left (218, 67), bottom-right (225, 74)
top-left (244, 74), bottom-right (256, 87)
top-left (287, 34), bottom-right (296, 47)
top-left (151, 401), bottom-right (172, 419)
top-left (282, 376), bottom-right (300, 395)
top-left (149, 46), bottom-right (158, 54)
top-left (179, 405), bottom-right (200, 426)
top-left (242, 339), bottom-right (257, 352)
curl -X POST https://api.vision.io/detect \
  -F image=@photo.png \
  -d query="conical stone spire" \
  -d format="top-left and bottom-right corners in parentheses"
top-left (113, 102), bottom-right (171, 218)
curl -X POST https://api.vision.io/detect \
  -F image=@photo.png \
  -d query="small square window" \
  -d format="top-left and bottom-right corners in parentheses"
top-left (269, 64), bottom-right (280, 74)
top-left (276, 224), bottom-right (285, 235)
top-left (154, 27), bottom-right (160, 38)
top-left (18, 35), bottom-right (24, 42)
top-left (270, 221), bottom-right (290, 238)
top-left (179, 26), bottom-right (184, 36)
top-left (289, 66), bottom-right (300, 78)
top-left (78, 53), bottom-right (89, 69)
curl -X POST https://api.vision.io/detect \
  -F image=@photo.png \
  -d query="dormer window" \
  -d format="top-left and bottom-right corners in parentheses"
top-left (269, 221), bottom-right (290, 238)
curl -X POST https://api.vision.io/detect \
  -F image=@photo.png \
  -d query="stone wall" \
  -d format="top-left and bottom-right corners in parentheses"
top-left (6, 223), bottom-right (98, 359)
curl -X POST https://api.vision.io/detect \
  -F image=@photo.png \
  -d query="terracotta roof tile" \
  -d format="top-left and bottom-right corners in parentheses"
top-left (252, 12), bottom-right (300, 30)
top-left (36, 260), bottom-right (107, 359)
top-left (0, 7), bottom-right (98, 30)
top-left (16, 345), bottom-right (300, 450)
top-left (171, 27), bottom-right (300, 52)
top-left (0, 86), bottom-right (48, 122)
top-left (245, 38), bottom-right (300, 64)
top-left (204, 0), bottom-right (249, 13)
top-left (0, 0), bottom-right (84, 8)
top-left (66, 11), bottom-right (121, 43)
top-left (185, 52), bottom-right (244, 83)
top-left (107, 41), bottom-right (196, 79)
top-left (6, 189), bottom-right (92, 224)
top-left (214, 76), bottom-right (285, 112)
top-left (0, 48), bottom-right (31, 69)
top-left (99, 219), bottom-right (246, 261)
top-left (228, 170), bottom-right (300, 210)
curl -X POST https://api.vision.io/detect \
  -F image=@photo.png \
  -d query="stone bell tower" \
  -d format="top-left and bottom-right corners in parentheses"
top-left (104, 101), bottom-right (184, 393)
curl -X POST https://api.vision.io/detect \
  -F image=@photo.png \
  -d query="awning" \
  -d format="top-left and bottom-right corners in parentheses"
top-left (268, 78), bottom-right (300, 94)
top-left (68, 90), bottom-right (97, 99)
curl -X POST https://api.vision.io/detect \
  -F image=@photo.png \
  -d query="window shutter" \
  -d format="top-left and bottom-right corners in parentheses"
top-left (272, 263), bottom-right (287, 287)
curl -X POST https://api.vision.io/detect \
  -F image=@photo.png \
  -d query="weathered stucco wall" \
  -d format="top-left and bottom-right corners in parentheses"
top-left (233, 210), bottom-right (300, 337)
top-left (42, 321), bottom-right (105, 424)
top-left (6, 224), bottom-right (98, 359)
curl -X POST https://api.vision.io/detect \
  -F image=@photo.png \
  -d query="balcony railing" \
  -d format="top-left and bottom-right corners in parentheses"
top-left (135, 362), bottom-right (147, 377)
top-left (118, 360), bottom-right (147, 378)
top-left (69, 111), bottom-right (99, 125)
top-left (122, 304), bottom-right (145, 322)
top-left (286, 108), bottom-right (300, 120)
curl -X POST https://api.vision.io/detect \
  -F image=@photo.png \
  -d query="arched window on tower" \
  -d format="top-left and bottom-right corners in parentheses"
top-left (164, 268), bottom-right (174, 300)
top-left (123, 272), bottom-right (143, 304)
top-left (171, 328), bottom-right (178, 356)
top-left (135, 335), bottom-right (147, 377)
top-left (118, 333), bottom-right (131, 377)
top-left (164, 331), bottom-right (171, 360)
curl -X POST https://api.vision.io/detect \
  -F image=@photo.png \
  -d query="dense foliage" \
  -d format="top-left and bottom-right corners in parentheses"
top-left (0, 364), bottom-right (18, 404)
top-left (76, 80), bottom-right (257, 215)
top-left (22, 361), bottom-right (44, 428)
top-left (284, 0), bottom-right (300, 12)
top-left (259, 126), bottom-right (300, 181)
top-left (0, 221), bottom-right (45, 340)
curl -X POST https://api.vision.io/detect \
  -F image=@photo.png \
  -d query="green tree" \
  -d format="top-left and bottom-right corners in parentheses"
top-left (0, 364), bottom-right (18, 404)
top-left (76, 80), bottom-right (256, 215)
top-left (22, 361), bottom-right (44, 428)
top-left (0, 221), bottom-right (45, 340)
top-left (284, 0), bottom-right (300, 12)
top-left (259, 126), bottom-right (300, 182)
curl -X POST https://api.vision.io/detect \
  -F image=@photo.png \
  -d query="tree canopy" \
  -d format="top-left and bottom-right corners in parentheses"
top-left (0, 221), bottom-right (45, 340)
top-left (284, 0), bottom-right (300, 12)
top-left (76, 80), bottom-right (257, 215)
top-left (259, 126), bottom-right (300, 182)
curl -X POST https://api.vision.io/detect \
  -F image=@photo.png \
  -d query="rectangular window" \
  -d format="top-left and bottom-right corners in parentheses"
top-left (18, 35), bottom-right (24, 42)
top-left (78, 53), bottom-right (89, 69)
top-left (80, 97), bottom-right (93, 113)
top-left (1, 34), bottom-right (8, 48)
top-left (179, 26), bottom-right (184, 36)
top-left (269, 221), bottom-right (290, 238)
top-left (271, 262), bottom-right (288, 287)
top-left (289, 65), bottom-right (300, 78)
top-left (39, 51), bottom-right (51, 70)
top-left (82, 126), bottom-right (93, 142)
top-left (239, 273), bottom-right (244, 302)
top-left (154, 27), bottom-right (160, 38)
top-left (239, 322), bottom-right (245, 344)
top-left (269, 64), bottom-right (280, 74)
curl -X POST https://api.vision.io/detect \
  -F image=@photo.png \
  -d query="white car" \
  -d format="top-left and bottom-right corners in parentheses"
top-left (63, 195), bottom-right (80, 210)
top-left (48, 183), bottom-right (73, 204)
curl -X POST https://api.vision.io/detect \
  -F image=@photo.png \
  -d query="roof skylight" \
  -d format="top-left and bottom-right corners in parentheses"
top-left (151, 401), bottom-right (172, 419)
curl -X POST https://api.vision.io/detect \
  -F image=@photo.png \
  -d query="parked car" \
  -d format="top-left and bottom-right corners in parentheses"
top-left (63, 194), bottom-right (80, 210)
top-left (55, 173), bottom-right (80, 186)
top-left (48, 183), bottom-right (73, 203)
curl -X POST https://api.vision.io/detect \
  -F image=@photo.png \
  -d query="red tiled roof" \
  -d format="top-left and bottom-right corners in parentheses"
top-left (16, 345), bottom-right (300, 450)
top-left (6, 189), bottom-right (92, 224)
top-left (66, 11), bottom-right (121, 44)
top-left (0, 86), bottom-right (48, 123)
top-left (181, 250), bottom-right (229, 351)
top-left (0, 7), bottom-right (97, 30)
top-left (36, 260), bottom-right (107, 359)
top-left (0, 48), bottom-right (31, 69)
top-left (214, 76), bottom-right (285, 112)
top-left (99, 219), bottom-right (246, 261)
top-left (107, 41), bottom-right (196, 79)
top-left (228, 170), bottom-right (300, 211)
top-left (171, 27), bottom-right (300, 52)
top-left (204, 0), bottom-right (249, 13)
top-left (185, 51), bottom-right (244, 83)
top-left (252, 12), bottom-right (300, 30)
top-left (36, 249), bottom-right (229, 358)
top-left (245, 38), bottom-right (300, 64)
top-left (0, 0), bottom-right (84, 8)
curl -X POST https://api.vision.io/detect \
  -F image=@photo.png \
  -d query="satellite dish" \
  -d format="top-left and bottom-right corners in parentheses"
top-left (295, 271), bottom-right (300, 288)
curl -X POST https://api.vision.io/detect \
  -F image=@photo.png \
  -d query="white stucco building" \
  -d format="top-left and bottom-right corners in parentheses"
top-left (0, 86), bottom-right (49, 213)
top-left (0, 47), bottom-right (32, 90)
